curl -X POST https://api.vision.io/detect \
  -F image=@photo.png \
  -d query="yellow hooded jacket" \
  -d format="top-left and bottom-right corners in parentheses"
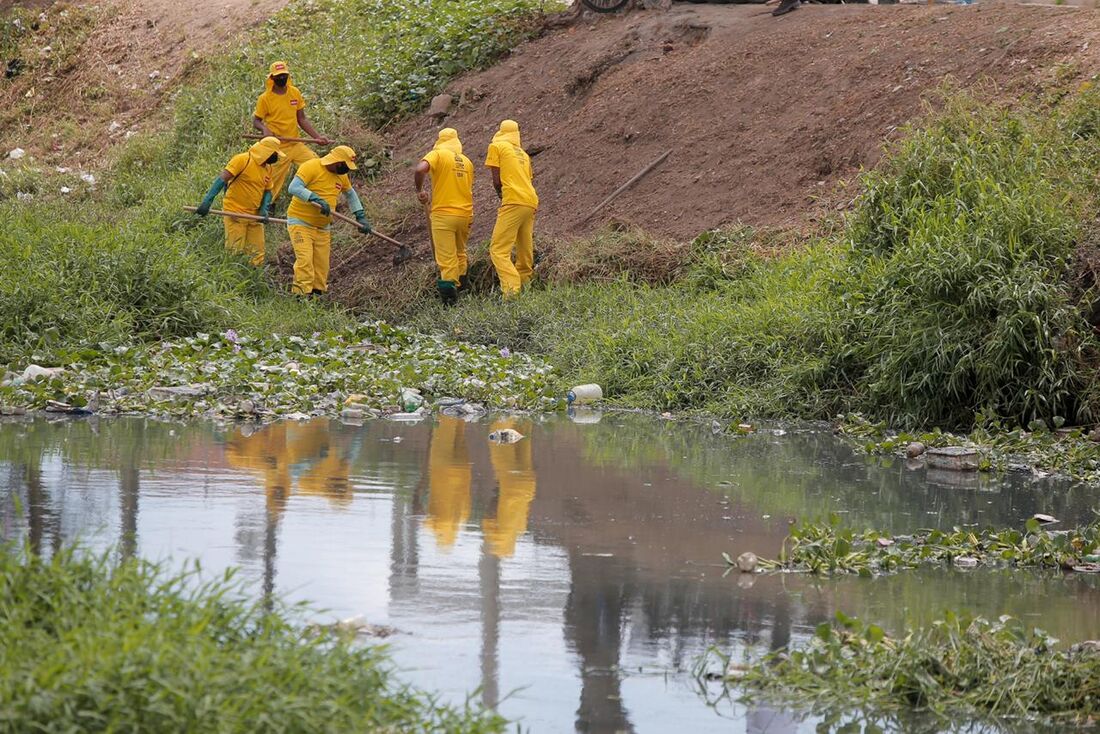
top-left (422, 128), bottom-right (474, 217)
top-left (253, 72), bottom-right (307, 140)
top-left (221, 137), bottom-right (282, 214)
top-left (484, 120), bottom-right (538, 210)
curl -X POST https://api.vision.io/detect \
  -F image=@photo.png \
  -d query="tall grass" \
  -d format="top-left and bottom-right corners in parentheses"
top-left (0, 546), bottom-right (504, 732)
top-left (415, 91), bottom-right (1100, 429)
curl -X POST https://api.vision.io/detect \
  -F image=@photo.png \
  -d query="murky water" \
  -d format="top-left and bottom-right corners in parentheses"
top-left (2, 413), bottom-right (1098, 733)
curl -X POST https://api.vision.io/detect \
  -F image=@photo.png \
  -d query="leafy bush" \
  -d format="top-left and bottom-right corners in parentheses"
top-left (0, 546), bottom-right (504, 732)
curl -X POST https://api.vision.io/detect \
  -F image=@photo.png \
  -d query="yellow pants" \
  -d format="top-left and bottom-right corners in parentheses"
top-left (488, 204), bottom-right (536, 296)
top-left (270, 141), bottom-right (318, 195)
top-left (223, 217), bottom-right (265, 266)
top-left (430, 213), bottom-right (471, 285)
top-left (287, 224), bottom-right (331, 295)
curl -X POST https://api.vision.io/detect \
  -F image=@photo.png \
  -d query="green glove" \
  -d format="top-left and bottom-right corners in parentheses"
top-left (307, 193), bottom-right (330, 216)
top-left (196, 177), bottom-right (227, 216)
top-left (258, 191), bottom-right (273, 223)
top-left (354, 209), bottom-right (371, 235)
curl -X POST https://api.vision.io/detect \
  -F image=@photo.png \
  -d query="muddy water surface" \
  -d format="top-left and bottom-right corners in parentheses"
top-left (1, 414), bottom-right (1098, 733)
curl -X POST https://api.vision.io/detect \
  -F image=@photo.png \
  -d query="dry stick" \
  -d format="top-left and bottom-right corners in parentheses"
top-left (330, 210), bottom-right (407, 248)
top-left (183, 206), bottom-right (288, 224)
top-left (242, 133), bottom-right (328, 144)
top-left (582, 149), bottom-right (672, 222)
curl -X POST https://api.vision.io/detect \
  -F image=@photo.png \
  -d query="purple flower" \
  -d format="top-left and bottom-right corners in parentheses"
top-left (500, 347), bottom-right (511, 358)
top-left (224, 329), bottom-right (240, 353)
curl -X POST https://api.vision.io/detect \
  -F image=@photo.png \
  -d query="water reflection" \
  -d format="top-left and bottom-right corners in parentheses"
top-left (1, 414), bottom-right (1098, 733)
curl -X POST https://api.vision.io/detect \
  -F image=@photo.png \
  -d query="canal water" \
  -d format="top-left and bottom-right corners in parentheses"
top-left (1, 413), bottom-right (1098, 733)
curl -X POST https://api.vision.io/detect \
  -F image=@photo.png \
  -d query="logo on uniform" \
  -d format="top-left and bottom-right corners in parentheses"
top-left (291, 100), bottom-right (299, 107)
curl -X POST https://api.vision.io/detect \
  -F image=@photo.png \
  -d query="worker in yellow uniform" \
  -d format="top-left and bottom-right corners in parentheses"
top-left (483, 418), bottom-right (536, 558)
top-left (485, 120), bottom-right (539, 297)
top-left (286, 145), bottom-right (371, 296)
top-left (424, 416), bottom-right (472, 549)
top-left (252, 61), bottom-right (332, 195)
top-left (194, 136), bottom-right (285, 266)
top-left (414, 128), bottom-right (473, 306)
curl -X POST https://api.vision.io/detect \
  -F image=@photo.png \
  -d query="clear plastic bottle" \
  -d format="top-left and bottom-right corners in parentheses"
top-left (566, 384), bottom-right (603, 405)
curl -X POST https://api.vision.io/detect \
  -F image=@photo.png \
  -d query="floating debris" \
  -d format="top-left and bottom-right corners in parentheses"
top-left (488, 428), bottom-right (525, 444)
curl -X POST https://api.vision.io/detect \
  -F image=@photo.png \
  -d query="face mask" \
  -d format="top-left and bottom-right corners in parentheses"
top-left (333, 163), bottom-right (350, 175)
top-left (265, 153), bottom-right (279, 165)
top-left (272, 75), bottom-right (289, 87)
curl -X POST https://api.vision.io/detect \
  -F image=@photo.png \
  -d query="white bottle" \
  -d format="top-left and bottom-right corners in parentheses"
top-left (567, 384), bottom-right (603, 405)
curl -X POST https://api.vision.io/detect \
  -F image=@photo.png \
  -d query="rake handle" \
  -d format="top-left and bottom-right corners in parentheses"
top-left (184, 206), bottom-right (287, 224)
top-left (329, 210), bottom-right (406, 248)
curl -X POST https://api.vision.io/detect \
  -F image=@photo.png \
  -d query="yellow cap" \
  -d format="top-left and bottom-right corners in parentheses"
top-left (250, 136), bottom-right (287, 162)
top-left (320, 145), bottom-right (357, 170)
top-left (268, 61), bottom-right (290, 77)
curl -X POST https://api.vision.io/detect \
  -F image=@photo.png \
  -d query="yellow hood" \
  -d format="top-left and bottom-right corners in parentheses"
top-left (249, 136), bottom-right (286, 164)
top-left (264, 61), bottom-right (294, 93)
top-left (433, 127), bottom-right (463, 155)
top-left (492, 119), bottom-right (521, 148)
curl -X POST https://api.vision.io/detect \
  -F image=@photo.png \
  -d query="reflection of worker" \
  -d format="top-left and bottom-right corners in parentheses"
top-left (224, 420), bottom-right (353, 513)
top-left (415, 128), bottom-right (474, 305)
top-left (425, 416), bottom-right (472, 548)
top-left (483, 418), bottom-right (536, 557)
top-left (194, 136), bottom-right (285, 266)
top-left (485, 120), bottom-right (538, 297)
top-left (252, 61), bottom-right (332, 194)
top-left (286, 146), bottom-right (371, 296)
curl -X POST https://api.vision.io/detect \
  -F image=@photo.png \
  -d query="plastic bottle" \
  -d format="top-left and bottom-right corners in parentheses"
top-left (399, 387), bottom-right (424, 412)
top-left (566, 384), bottom-right (603, 405)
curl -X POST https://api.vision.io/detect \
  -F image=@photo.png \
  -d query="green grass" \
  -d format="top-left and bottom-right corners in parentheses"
top-left (0, 0), bottom-right (552, 367)
top-left (415, 91), bottom-right (1100, 430)
top-left (0, 545), bottom-right (505, 733)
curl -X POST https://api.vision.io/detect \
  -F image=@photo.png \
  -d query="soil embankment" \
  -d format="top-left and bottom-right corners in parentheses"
top-left (0, 0), bottom-right (285, 163)
top-left (377, 2), bottom-right (1100, 243)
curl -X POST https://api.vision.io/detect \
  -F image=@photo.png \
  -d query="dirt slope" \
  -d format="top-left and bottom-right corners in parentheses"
top-left (0, 0), bottom-right (285, 164)
top-left (377, 2), bottom-right (1100, 244)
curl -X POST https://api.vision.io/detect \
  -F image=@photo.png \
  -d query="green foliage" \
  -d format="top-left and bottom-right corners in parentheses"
top-left (0, 322), bottom-right (558, 417)
top-left (0, 546), bottom-right (504, 732)
top-left (420, 90), bottom-right (1100, 430)
top-left (731, 611), bottom-right (1100, 726)
top-left (753, 515), bottom-right (1100, 575)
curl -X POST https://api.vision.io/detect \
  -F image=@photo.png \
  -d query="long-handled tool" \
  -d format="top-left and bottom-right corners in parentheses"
top-left (183, 206), bottom-right (287, 224)
top-left (242, 133), bottom-right (328, 145)
top-left (328, 210), bottom-right (413, 265)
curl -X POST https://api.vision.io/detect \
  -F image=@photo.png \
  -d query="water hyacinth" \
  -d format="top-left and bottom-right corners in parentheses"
top-left (0, 322), bottom-right (558, 419)
top-left (723, 611), bottom-right (1100, 727)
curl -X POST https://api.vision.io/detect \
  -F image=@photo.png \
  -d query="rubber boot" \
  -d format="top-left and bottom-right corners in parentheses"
top-left (772, 0), bottom-right (799, 16)
top-left (436, 279), bottom-right (458, 307)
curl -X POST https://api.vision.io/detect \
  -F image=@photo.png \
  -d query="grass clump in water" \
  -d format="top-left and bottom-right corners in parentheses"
top-left (724, 611), bottom-right (1100, 727)
top-left (0, 545), bottom-right (505, 733)
top-left (745, 515), bottom-right (1100, 576)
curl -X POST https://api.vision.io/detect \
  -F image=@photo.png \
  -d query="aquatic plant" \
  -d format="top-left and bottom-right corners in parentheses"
top-left (0, 545), bottom-right (505, 732)
top-left (723, 611), bottom-right (1100, 727)
top-left (840, 411), bottom-right (1100, 483)
top-left (0, 322), bottom-right (557, 418)
top-left (741, 515), bottom-right (1100, 576)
